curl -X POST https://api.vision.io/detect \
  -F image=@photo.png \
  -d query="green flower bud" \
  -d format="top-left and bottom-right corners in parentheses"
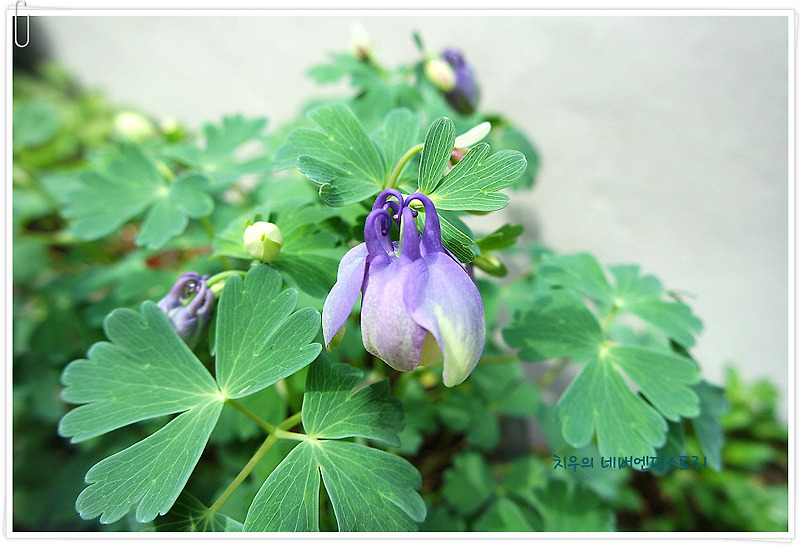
top-left (244, 221), bottom-right (283, 263)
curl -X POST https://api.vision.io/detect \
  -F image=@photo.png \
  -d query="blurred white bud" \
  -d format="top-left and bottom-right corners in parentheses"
top-left (113, 111), bottom-right (157, 142)
top-left (349, 22), bottom-right (373, 61)
top-left (424, 58), bottom-right (456, 92)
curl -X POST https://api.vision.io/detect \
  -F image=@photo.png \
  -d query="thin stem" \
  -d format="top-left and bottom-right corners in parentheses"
top-left (206, 410), bottom-right (305, 514)
top-left (200, 217), bottom-right (216, 239)
top-left (601, 304), bottom-right (619, 332)
top-left (274, 429), bottom-right (308, 442)
top-left (280, 411), bottom-right (303, 431)
top-left (226, 399), bottom-right (276, 434)
top-left (538, 357), bottom-right (570, 389)
top-left (385, 143), bottom-right (424, 190)
top-left (156, 161), bottom-right (176, 181)
top-left (206, 269), bottom-right (248, 292)
top-left (200, 217), bottom-right (232, 270)
top-left (208, 434), bottom-right (278, 514)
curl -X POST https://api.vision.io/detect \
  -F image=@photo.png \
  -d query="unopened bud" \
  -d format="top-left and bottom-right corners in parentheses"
top-left (244, 221), bottom-right (283, 263)
top-left (349, 22), bottom-right (373, 61)
top-left (424, 58), bottom-right (456, 92)
top-left (113, 111), bottom-right (157, 142)
top-left (441, 48), bottom-right (480, 115)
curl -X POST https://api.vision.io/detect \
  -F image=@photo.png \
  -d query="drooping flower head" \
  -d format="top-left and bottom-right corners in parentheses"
top-left (441, 48), bottom-right (480, 116)
top-left (157, 272), bottom-right (215, 349)
top-left (322, 189), bottom-right (485, 387)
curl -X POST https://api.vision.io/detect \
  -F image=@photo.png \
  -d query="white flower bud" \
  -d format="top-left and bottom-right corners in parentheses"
top-left (424, 58), bottom-right (456, 92)
top-left (112, 111), bottom-right (157, 142)
top-left (244, 221), bottom-right (283, 263)
top-left (348, 21), bottom-right (373, 61)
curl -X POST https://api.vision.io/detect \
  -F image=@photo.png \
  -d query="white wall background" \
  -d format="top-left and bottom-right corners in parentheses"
top-left (33, 13), bottom-right (790, 416)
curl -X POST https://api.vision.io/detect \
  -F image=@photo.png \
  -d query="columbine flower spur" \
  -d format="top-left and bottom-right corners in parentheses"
top-left (157, 271), bottom-right (215, 349)
top-left (322, 189), bottom-right (486, 387)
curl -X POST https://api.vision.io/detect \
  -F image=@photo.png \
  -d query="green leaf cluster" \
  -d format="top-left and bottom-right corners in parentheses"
top-left (424, 452), bottom-right (615, 532)
top-left (504, 252), bottom-right (714, 459)
top-left (614, 369), bottom-right (787, 532)
top-left (46, 142), bottom-right (214, 248)
top-left (165, 115), bottom-right (272, 189)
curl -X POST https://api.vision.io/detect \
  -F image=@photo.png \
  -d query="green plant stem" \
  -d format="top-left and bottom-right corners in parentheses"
top-left (200, 216), bottom-right (216, 239)
top-left (225, 399), bottom-right (276, 434)
top-left (200, 216), bottom-right (233, 270)
top-left (279, 411), bottom-right (303, 431)
top-left (207, 411), bottom-right (304, 514)
top-left (538, 357), bottom-right (570, 389)
top-left (385, 143), bottom-right (424, 190)
top-left (601, 304), bottom-right (619, 332)
top-left (274, 429), bottom-right (308, 442)
top-left (207, 433), bottom-right (278, 514)
top-left (206, 269), bottom-right (248, 292)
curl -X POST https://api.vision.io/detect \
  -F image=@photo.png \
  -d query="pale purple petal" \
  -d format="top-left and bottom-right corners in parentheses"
top-left (361, 255), bottom-right (428, 372)
top-left (322, 242), bottom-right (368, 348)
top-left (405, 252), bottom-right (485, 387)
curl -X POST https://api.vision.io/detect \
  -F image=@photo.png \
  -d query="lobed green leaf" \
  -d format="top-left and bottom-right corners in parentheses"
top-left (503, 290), bottom-right (604, 362)
top-left (59, 301), bottom-right (220, 442)
top-left (215, 265), bottom-right (322, 399)
top-left (302, 360), bottom-right (404, 446)
top-left (316, 441), bottom-right (426, 531)
top-left (60, 143), bottom-right (163, 241)
top-left (556, 347), bottom-right (700, 458)
top-left (167, 115), bottom-right (271, 188)
top-left (370, 108), bottom-right (423, 180)
top-left (427, 144), bottom-right (526, 212)
top-left (527, 481), bottom-right (616, 532)
top-left (276, 103), bottom-right (385, 207)
top-left (75, 402), bottom-right (223, 524)
top-left (417, 117), bottom-right (456, 193)
top-left (538, 253), bottom-right (615, 305)
top-left (60, 264), bottom-right (323, 525)
top-left (441, 452), bottom-right (494, 516)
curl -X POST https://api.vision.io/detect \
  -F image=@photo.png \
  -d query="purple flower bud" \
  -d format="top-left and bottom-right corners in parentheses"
top-left (322, 189), bottom-right (485, 387)
top-left (157, 272), bottom-right (215, 349)
top-left (441, 47), bottom-right (480, 115)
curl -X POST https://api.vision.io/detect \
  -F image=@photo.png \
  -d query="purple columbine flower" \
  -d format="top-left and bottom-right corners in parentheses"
top-left (442, 47), bottom-right (480, 116)
top-left (157, 272), bottom-right (215, 349)
top-left (322, 189), bottom-right (485, 387)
